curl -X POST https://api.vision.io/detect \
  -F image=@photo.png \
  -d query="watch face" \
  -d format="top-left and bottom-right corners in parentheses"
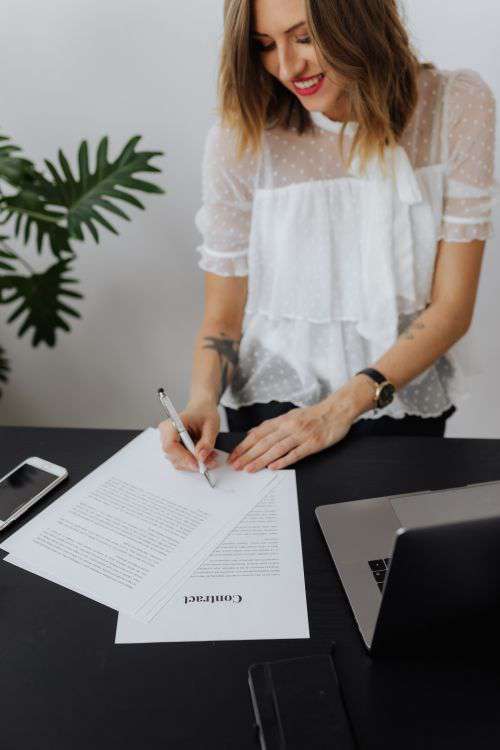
top-left (378, 383), bottom-right (395, 408)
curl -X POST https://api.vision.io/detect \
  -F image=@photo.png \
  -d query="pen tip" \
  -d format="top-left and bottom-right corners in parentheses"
top-left (204, 470), bottom-right (216, 488)
top-left (157, 387), bottom-right (165, 396)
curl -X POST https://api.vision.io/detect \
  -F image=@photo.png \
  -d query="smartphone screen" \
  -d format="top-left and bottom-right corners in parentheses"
top-left (0, 464), bottom-right (57, 522)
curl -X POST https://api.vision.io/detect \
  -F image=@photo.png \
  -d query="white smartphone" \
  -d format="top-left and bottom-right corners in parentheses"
top-left (0, 457), bottom-right (68, 532)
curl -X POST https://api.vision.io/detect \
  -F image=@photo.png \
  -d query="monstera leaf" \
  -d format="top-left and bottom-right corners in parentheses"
top-left (0, 260), bottom-right (83, 346)
top-left (1, 190), bottom-right (72, 258)
top-left (0, 241), bottom-right (17, 272)
top-left (0, 344), bottom-right (9, 397)
top-left (0, 132), bottom-right (73, 258)
top-left (0, 133), bottom-right (164, 256)
top-left (44, 135), bottom-right (164, 244)
top-left (0, 133), bottom-right (36, 188)
top-left (0, 130), bottom-right (164, 397)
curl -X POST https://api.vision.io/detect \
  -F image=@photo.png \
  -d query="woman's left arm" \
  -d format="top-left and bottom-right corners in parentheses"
top-left (228, 238), bottom-right (485, 472)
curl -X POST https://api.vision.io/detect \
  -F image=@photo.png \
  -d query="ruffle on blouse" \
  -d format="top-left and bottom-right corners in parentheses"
top-left (347, 144), bottom-right (427, 355)
top-left (246, 149), bottom-right (440, 362)
top-left (439, 177), bottom-right (500, 242)
top-left (221, 311), bottom-right (458, 419)
top-left (246, 133), bottom-right (497, 392)
top-left (197, 243), bottom-right (249, 276)
top-left (194, 183), bottom-right (251, 276)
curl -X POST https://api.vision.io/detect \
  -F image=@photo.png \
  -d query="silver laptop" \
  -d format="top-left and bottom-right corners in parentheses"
top-left (316, 479), bottom-right (500, 653)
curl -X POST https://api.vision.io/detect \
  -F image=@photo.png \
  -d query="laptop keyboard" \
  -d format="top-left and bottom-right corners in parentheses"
top-left (368, 558), bottom-right (392, 592)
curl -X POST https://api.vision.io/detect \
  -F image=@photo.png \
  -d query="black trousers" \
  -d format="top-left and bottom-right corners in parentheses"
top-left (225, 401), bottom-right (457, 437)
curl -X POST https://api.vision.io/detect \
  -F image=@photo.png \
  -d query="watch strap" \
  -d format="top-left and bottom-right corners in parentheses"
top-left (355, 368), bottom-right (395, 411)
top-left (356, 368), bottom-right (387, 386)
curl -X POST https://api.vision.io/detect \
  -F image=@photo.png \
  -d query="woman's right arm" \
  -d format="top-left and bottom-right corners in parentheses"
top-left (162, 120), bottom-right (254, 470)
top-left (160, 271), bottom-right (247, 471)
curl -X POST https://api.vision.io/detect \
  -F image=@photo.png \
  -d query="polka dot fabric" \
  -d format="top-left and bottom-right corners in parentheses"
top-left (194, 67), bottom-right (498, 419)
top-left (439, 69), bottom-right (497, 242)
top-left (195, 122), bottom-right (255, 276)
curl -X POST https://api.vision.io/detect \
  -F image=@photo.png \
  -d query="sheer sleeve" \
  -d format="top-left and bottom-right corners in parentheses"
top-left (440, 69), bottom-right (499, 243)
top-left (194, 121), bottom-right (256, 276)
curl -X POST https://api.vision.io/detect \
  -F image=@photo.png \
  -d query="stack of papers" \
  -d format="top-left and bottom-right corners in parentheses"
top-left (2, 428), bottom-right (309, 643)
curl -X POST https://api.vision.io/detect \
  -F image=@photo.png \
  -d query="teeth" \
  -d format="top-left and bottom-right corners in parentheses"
top-left (295, 74), bottom-right (323, 90)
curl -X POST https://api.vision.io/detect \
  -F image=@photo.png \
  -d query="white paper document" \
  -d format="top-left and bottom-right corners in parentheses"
top-left (1, 429), bottom-right (278, 621)
top-left (115, 470), bottom-right (309, 643)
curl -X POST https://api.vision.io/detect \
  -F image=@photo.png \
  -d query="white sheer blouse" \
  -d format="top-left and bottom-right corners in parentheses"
top-left (194, 67), bottom-right (499, 419)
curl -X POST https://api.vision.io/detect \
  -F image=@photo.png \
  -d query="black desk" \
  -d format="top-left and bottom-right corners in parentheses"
top-left (1, 426), bottom-right (500, 749)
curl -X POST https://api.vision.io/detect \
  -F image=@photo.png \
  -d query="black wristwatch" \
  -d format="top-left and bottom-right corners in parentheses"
top-left (355, 368), bottom-right (396, 411)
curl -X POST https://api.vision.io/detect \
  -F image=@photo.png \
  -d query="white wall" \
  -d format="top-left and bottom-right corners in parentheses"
top-left (0, 0), bottom-right (499, 437)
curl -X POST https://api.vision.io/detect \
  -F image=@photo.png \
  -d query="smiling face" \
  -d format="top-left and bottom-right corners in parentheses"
top-left (252, 0), bottom-right (349, 121)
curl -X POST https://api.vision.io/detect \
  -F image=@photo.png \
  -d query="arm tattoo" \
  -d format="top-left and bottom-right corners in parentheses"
top-left (402, 320), bottom-right (426, 341)
top-left (203, 332), bottom-right (241, 400)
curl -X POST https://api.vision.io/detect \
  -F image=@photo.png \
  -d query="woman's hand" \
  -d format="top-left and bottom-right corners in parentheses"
top-left (159, 399), bottom-right (220, 472)
top-left (227, 388), bottom-right (363, 472)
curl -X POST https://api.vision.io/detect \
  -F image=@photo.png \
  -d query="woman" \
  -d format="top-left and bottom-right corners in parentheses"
top-left (161, 0), bottom-right (498, 474)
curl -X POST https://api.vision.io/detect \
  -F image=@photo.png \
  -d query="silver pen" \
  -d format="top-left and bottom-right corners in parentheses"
top-left (157, 388), bottom-right (215, 488)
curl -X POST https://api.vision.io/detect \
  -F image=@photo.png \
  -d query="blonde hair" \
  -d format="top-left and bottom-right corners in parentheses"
top-left (217, 0), bottom-right (434, 172)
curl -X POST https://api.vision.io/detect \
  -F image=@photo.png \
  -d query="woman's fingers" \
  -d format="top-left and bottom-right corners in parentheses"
top-left (158, 418), bottom-right (199, 471)
top-left (228, 406), bottom-right (343, 472)
top-left (158, 416), bottom-right (220, 472)
top-left (195, 413), bottom-right (220, 464)
top-left (268, 442), bottom-right (314, 471)
top-left (228, 416), bottom-right (286, 465)
top-left (227, 401), bottom-right (354, 474)
top-left (231, 430), bottom-right (287, 469)
top-left (243, 435), bottom-right (299, 473)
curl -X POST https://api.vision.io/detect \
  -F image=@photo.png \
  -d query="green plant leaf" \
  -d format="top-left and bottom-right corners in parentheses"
top-left (43, 135), bottom-right (164, 243)
top-left (1, 189), bottom-right (73, 258)
top-left (0, 250), bottom-right (17, 271)
top-left (0, 260), bottom-right (83, 347)
top-left (0, 237), bottom-right (17, 271)
top-left (0, 344), bottom-right (9, 397)
top-left (0, 130), bottom-right (36, 188)
top-left (0, 132), bottom-right (163, 258)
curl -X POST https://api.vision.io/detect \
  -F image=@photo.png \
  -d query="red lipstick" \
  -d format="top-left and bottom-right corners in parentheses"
top-left (292, 73), bottom-right (325, 97)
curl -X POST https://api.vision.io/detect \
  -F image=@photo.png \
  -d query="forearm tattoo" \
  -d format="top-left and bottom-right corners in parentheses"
top-left (402, 320), bottom-right (426, 341)
top-left (203, 332), bottom-right (241, 400)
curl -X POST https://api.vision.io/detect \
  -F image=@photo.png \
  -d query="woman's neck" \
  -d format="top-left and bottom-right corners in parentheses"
top-left (322, 92), bottom-right (354, 123)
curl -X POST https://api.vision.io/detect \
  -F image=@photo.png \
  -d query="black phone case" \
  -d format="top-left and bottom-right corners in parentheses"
top-left (248, 648), bottom-right (357, 749)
